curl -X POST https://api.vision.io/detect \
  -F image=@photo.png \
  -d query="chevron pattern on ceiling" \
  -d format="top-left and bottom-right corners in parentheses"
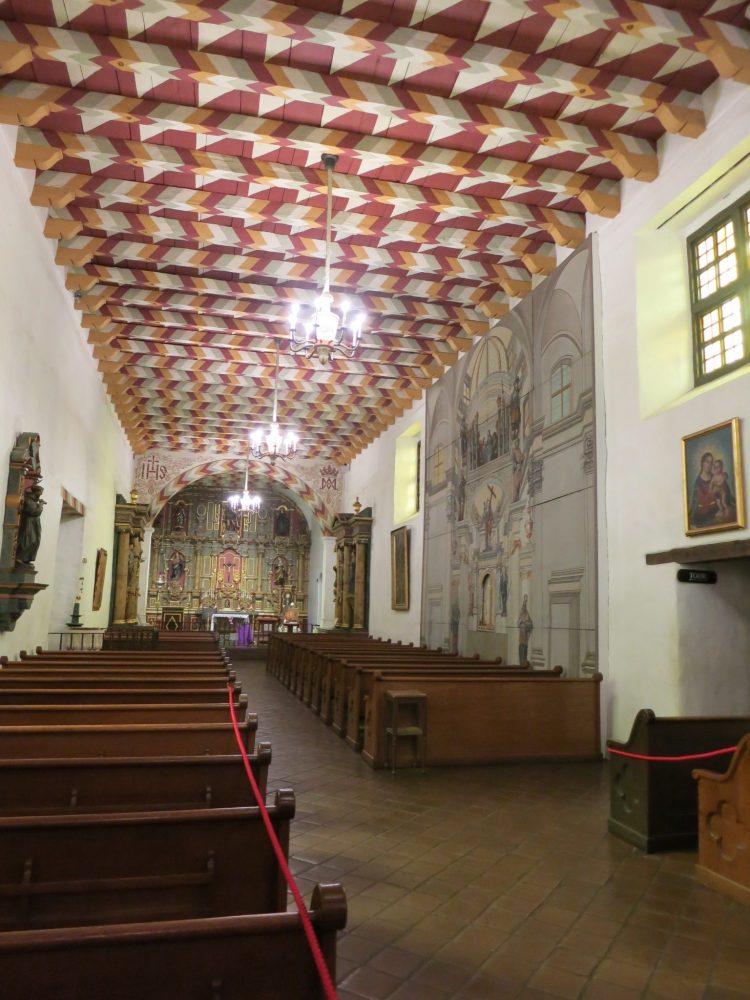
top-left (0, 0), bottom-right (747, 462)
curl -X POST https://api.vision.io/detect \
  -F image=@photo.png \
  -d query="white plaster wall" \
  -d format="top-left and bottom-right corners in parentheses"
top-left (345, 401), bottom-right (425, 642)
top-left (0, 125), bottom-right (133, 657)
top-left (589, 80), bottom-right (750, 739)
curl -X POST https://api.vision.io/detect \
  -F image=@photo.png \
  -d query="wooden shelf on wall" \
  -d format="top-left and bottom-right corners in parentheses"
top-left (646, 539), bottom-right (750, 565)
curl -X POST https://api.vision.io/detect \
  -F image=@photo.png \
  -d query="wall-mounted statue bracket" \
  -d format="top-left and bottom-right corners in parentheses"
top-left (0, 432), bottom-right (48, 631)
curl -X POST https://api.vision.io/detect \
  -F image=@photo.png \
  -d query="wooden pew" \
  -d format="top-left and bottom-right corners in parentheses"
top-left (0, 700), bottom-right (246, 727)
top-left (0, 790), bottom-right (294, 930)
top-left (693, 734), bottom-right (750, 904)
top-left (0, 744), bottom-right (272, 816)
top-left (0, 686), bottom-right (244, 705)
top-left (362, 671), bottom-right (602, 768)
top-left (607, 708), bottom-right (750, 852)
top-left (2, 663), bottom-right (232, 676)
top-left (0, 670), bottom-right (236, 687)
top-left (345, 663), bottom-right (559, 750)
top-left (0, 676), bottom-right (240, 691)
top-left (0, 714), bottom-right (257, 759)
top-left (324, 653), bottom-right (500, 734)
top-left (21, 650), bottom-right (228, 664)
top-left (0, 882), bottom-right (346, 1000)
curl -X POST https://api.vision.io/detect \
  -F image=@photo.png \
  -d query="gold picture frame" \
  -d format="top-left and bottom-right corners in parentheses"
top-left (390, 526), bottom-right (410, 610)
top-left (682, 418), bottom-right (745, 536)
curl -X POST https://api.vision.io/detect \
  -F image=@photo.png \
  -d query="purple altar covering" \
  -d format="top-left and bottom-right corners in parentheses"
top-left (236, 622), bottom-right (253, 646)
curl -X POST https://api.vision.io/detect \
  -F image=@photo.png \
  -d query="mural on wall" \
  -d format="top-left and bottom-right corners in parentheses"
top-left (134, 450), bottom-right (344, 534)
top-left (422, 241), bottom-right (597, 675)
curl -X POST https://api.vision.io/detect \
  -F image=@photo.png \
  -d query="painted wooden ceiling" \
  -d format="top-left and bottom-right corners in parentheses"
top-left (0, 0), bottom-right (747, 463)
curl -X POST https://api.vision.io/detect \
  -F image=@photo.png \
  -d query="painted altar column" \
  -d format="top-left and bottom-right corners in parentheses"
top-left (112, 497), bottom-right (151, 625)
top-left (334, 541), bottom-right (344, 627)
top-left (341, 542), bottom-right (352, 628)
top-left (125, 527), bottom-right (143, 623)
top-left (137, 526), bottom-right (153, 624)
top-left (112, 526), bottom-right (130, 624)
top-left (353, 537), bottom-right (368, 630)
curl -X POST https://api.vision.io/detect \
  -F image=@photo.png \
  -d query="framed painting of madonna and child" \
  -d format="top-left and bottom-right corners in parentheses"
top-left (682, 418), bottom-right (745, 536)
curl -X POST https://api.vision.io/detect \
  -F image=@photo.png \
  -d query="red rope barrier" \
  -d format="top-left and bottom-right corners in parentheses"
top-left (608, 746), bottom-right (737, 762)
top-left (227, 687), bottom-right (339, 1000)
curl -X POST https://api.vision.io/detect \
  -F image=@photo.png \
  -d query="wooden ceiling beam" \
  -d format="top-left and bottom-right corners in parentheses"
top-left (0, 20), bottom-right (705, 137)
top-left (16, 125), bottom-right (620, 218)
top-left (0, 80), bottom-right (659, 180)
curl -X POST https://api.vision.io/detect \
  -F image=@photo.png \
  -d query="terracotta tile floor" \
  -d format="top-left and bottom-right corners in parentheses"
top-left (233, 660), bottom-right (750, 999)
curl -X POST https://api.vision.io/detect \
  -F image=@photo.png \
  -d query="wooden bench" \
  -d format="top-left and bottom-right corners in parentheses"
top-left (693, 734), bottom-right (750, 904)
top-left (0, 881), bottom-right (346, 1000)
top-left (0, 715), bottom-right (257, 758)
top-left (362, 672), bottom-right (602, 768)
top-left (607, 708), bottom-right (750, 852)
top-left (0, 675), bottom-right (241, 691)
top-left (0, 700), bottom-right (246, 727)
top-left (0, 686), bottom-right (244, 705)
top-left (346, 663), bottom-right (560, 750)
top-left (0, 790), bottom-right (294, 930)
top-left (0, 745), bottom-right (272, 817)
top-left (24, 649), bottom-right (228, 664)
top-left (325, 653), bottom-right (504, 735)
top-left (0, 670), bottom-right (236, 687)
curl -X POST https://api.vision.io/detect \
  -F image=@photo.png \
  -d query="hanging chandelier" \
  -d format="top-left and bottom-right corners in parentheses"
top-left (226, 445), bottom-right (262, 513)
top-left (288, 153), bottom-right (366, 365)
top-left (250, 339), bottom-right (298, 462)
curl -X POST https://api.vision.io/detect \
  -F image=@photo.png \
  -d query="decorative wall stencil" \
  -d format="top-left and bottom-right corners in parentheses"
top-left (422, 243), bottom-right (597, 674)
top-left (0, 432), bottom-right (48, 631)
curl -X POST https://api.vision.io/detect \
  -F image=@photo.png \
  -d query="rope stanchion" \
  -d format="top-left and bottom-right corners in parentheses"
top-left (608, 746), bottom-right (737, 762)
top-left (227, 687), bottom-right (339, 1000)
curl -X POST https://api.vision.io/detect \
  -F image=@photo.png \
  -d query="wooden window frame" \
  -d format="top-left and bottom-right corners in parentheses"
top-left (688, 192), bottom-right (750, 386)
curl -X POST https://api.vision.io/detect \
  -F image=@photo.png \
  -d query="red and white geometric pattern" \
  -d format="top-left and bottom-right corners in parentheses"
top-left (0, 0), bottom-right (747, 462)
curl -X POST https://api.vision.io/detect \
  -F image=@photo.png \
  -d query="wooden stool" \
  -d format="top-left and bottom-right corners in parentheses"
top-left (384, 690), bottom-right (427, 774)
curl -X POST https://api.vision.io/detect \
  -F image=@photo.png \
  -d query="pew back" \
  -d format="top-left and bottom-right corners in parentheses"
top-left (0, 715), bottom-right (257, 758)
top-left (0, 745), bottom-right (272, 816)
top-left (0, 791), bottom-right (294, 930)
top-left (0, 883), bottom-right (346, 1000)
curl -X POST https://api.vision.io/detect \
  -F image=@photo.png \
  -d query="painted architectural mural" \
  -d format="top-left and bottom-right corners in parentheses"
top-left (422, 241), bottom-right (596, 675)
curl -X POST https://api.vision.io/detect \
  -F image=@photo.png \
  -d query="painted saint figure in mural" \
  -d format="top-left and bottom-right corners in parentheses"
top-left (168, 550), bottom-right (186, 591)
top-left (510, 376), bottom-right (521, 439)
top-left (517, 595), bottom-right (533, 665)
top-left (498, 563), bottom-right (508, 617)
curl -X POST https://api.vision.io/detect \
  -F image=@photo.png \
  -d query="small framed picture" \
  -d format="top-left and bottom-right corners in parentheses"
top-left (682, 418), bottom-right (745, 536)
top-left (390, 526), bottom-right (410, 611)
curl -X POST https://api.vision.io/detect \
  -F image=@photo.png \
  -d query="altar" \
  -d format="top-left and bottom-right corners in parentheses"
top-left (210, 611), bottom-right (250, 631)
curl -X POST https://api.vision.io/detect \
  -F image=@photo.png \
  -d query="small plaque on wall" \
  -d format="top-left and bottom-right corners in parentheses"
top-left (676, 569), bottom-right (717, 585)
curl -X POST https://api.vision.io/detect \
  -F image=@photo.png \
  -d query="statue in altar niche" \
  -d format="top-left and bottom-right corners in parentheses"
top-left (16, 482), bottom-right (46, 565)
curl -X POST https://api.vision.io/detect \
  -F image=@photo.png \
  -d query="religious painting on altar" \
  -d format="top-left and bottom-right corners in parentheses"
top-left (270, 555), bottom-right (289, 588)
top-left (217, 548), bottom-right (242, 592)
top-left (221, 503), bottom-right (241, 535)
top-left (92, 547), bottom-right (107, 611)
top-left (682, 418), bottom-right (745, 536)
top-left (171, 502), bottom-right (188, 534)
top-left (167, 550), bottom-right (186, 593)
top-left (274, 505), bottom-right (291, 537)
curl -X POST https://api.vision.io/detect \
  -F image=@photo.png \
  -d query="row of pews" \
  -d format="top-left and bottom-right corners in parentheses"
top-left (0, 633), bottom-right (346, 999)
top-left (267, 632), bottom-right (603, 767)
top-left (607, 707), bottom-right (750, 904)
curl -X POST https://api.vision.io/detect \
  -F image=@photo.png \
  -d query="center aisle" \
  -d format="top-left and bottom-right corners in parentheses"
top-left (231, 659), bottom-right (749, 1000)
